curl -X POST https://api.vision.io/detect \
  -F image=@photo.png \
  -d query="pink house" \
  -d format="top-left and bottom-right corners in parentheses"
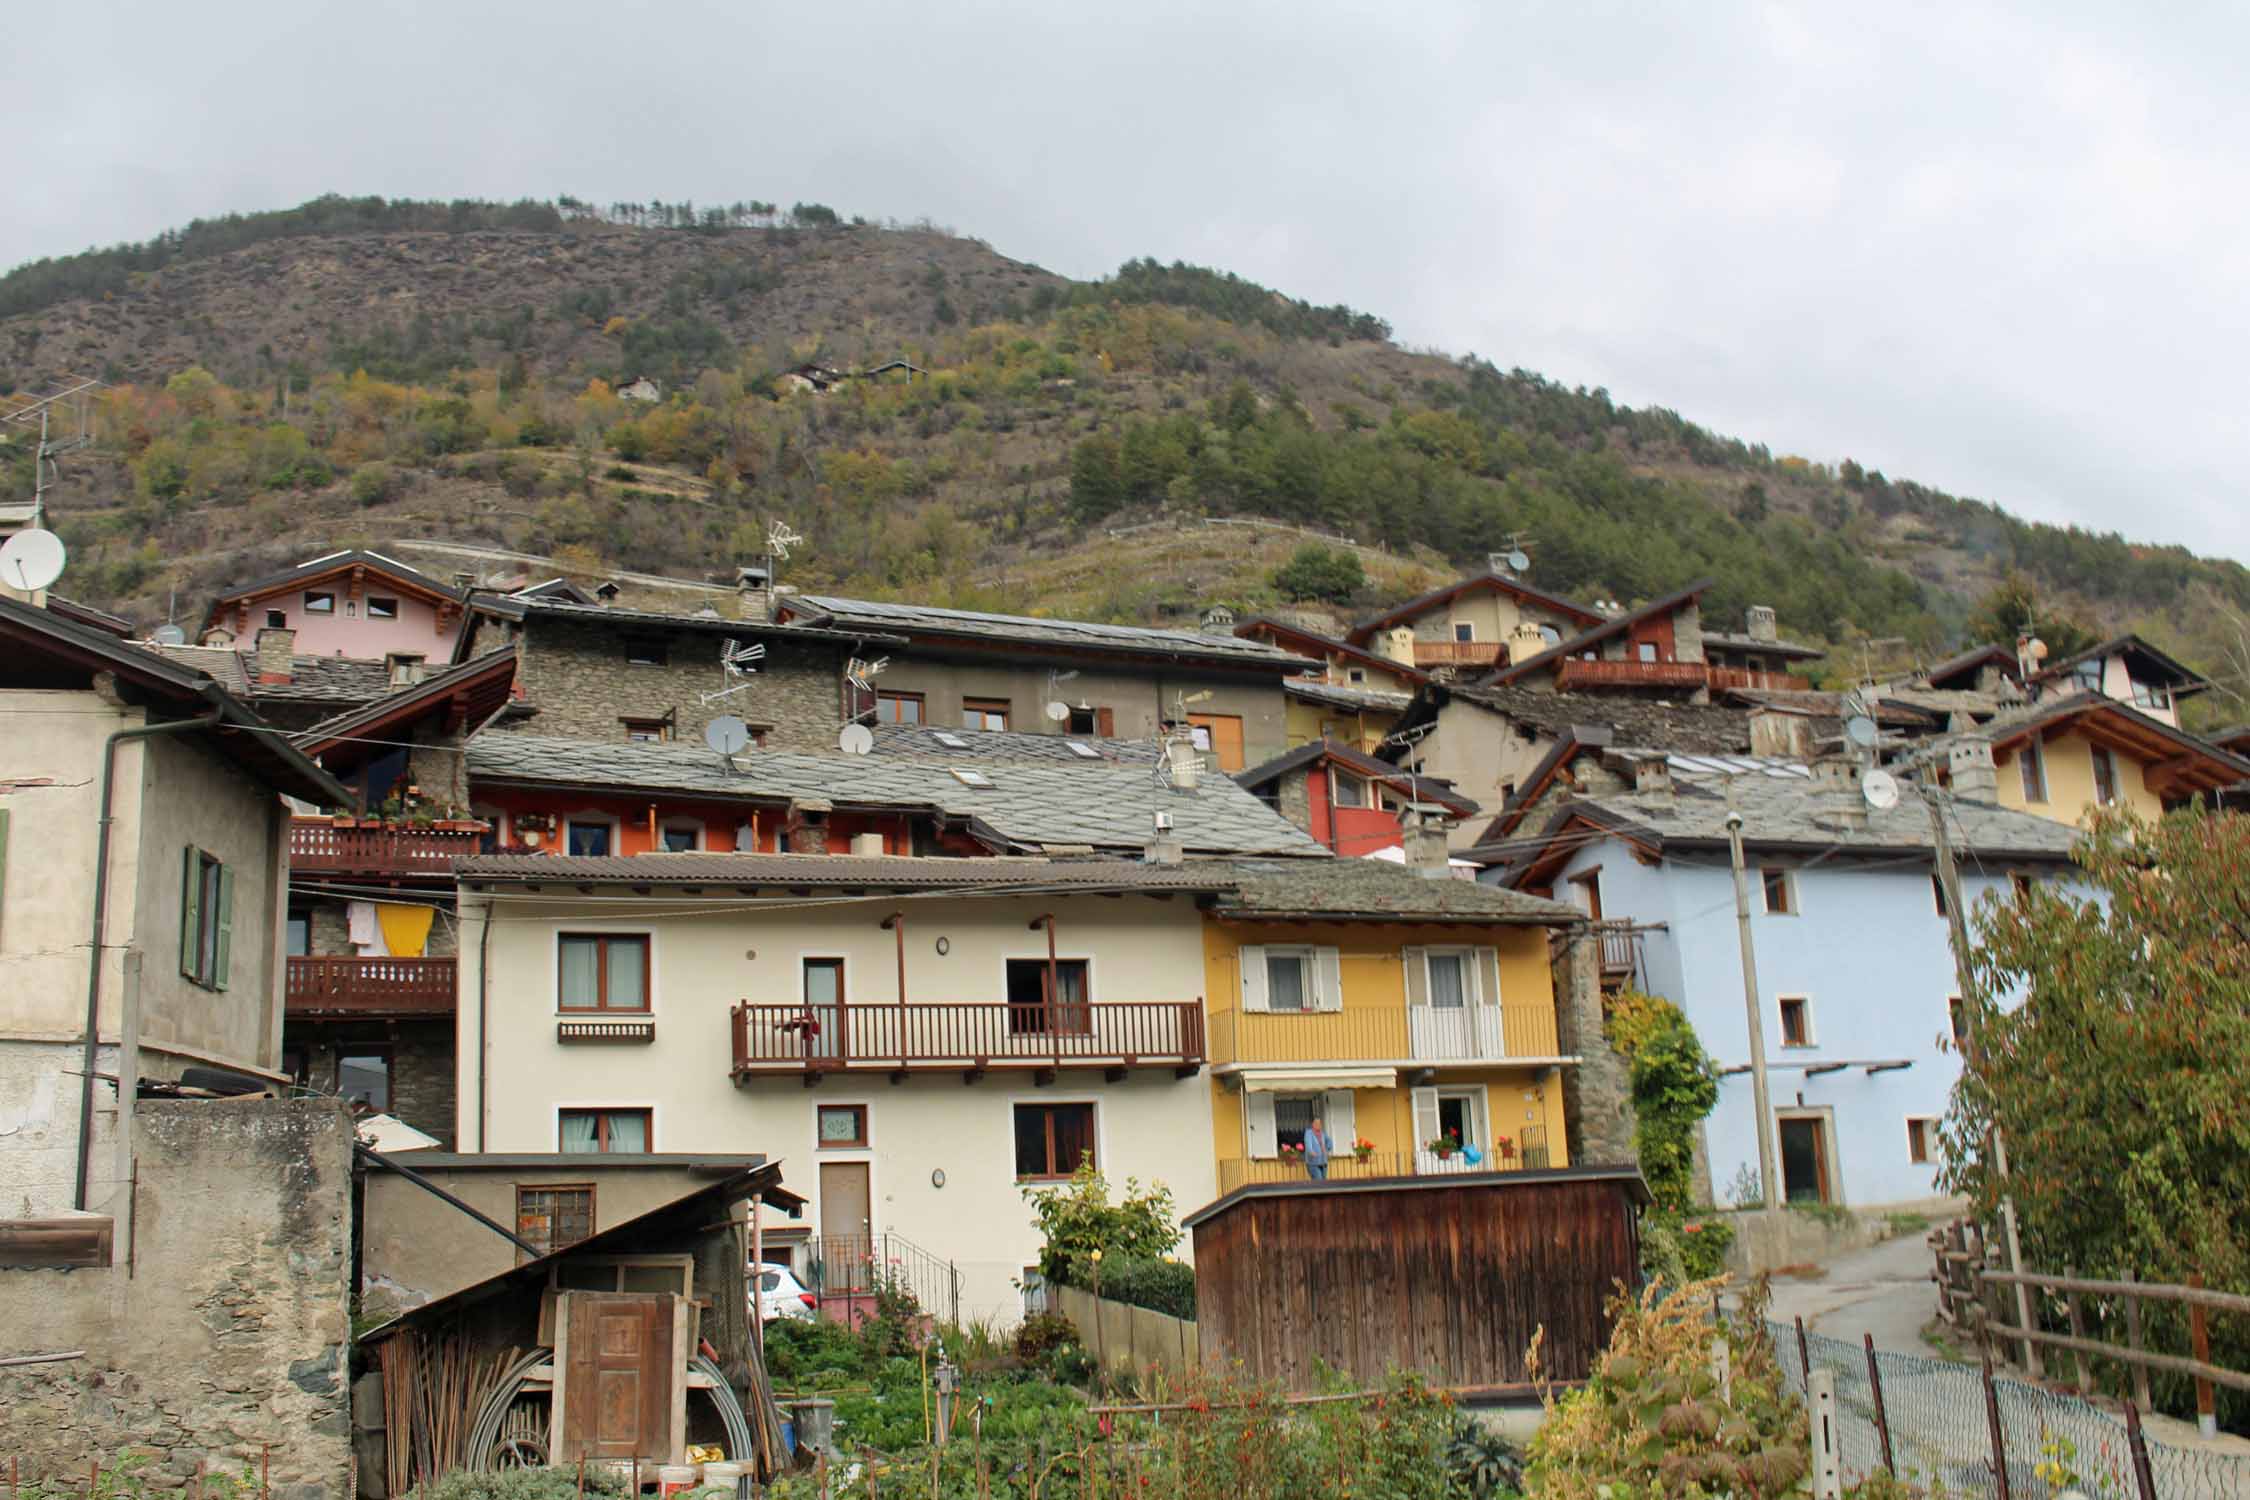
top-left (199, 550), bottom-right (468, 668)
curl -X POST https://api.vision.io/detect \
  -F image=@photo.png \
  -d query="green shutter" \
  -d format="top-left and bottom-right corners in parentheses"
top-left (212, 862), bottom-right (234, 991)
top-left (180, 845), bottom-right (202, 980)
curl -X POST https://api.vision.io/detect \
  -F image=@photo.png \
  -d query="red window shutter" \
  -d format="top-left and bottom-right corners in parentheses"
top-left (1095, 707), bottom-right (1115, 737)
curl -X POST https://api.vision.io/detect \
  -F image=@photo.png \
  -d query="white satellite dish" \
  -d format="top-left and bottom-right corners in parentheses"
top-left (0, 528), bottom-right (67, 592)
top-left (705, 716), bottom-right (752, 755)
top-left (838, 723), bottom-right (874, 755)
top-left (1843, 715), bottom-right (1878, 749)
top-left (150, 623), bottom-right (188, 646)
top-left (1539, 625), bottom-right (1562, 646)
top-left (1044, 700), bottom-right (1070, 723)
top-left (1862, 768), bottom-right (1900, 811)
top-left (1505, 549), bottom-right (1531, 574)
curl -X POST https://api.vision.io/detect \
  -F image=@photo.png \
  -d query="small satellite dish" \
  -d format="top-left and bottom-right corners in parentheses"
top-left (0, 528), bottom-right (67, 592)
top-left (705, 716), bottom-right (752, 755)
top-left (838, 723), bottom-right (874, 755)
top-left (151, 623), bottom-right (188, 646)
top-left (1044, 701), bottom-right (1070, 723)
top-left (1539, 625), bottom-right (1562, 646)
top-left (1506, 549), bottom-right (1531, 574)
top-left (1862, 768), bottom-right (1901, 811)
top-left (1843, 715), bottom-right (1878, 749)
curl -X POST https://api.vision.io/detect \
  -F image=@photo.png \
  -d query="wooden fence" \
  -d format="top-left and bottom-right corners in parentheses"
top-left (1051, 1286), bottom-right (1200, 1379)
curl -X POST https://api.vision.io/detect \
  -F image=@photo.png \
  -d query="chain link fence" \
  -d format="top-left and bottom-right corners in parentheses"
top-left (1769, 1320), bottom-right (2250, 1498)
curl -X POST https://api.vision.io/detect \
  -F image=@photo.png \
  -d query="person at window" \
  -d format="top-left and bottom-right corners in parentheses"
top-left (1303, 1114), bottom-right (1332, 1180)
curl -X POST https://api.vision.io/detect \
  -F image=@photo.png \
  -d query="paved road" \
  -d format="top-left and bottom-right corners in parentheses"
top-left (1759, 1230), bottom-right (1941, 1356)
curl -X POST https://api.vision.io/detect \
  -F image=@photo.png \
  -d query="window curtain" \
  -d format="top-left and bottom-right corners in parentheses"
top-left (1427, 953), bottom-right (1468, 1009)
top-left (606, 940), bottom-right (646, 1007)
top-left (1266, 953), bottom-right (1306, 1011)
top-left (559, 939), bottom-right (599, 1009)
top-left (559, 1113), bottom-right (601, 1152)
top-left (605, 1112), bottom-right (647, 1152)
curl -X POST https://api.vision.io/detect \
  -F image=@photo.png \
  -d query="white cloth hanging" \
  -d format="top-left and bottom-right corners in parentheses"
top-left (346, 901), bottom-right (389, 956)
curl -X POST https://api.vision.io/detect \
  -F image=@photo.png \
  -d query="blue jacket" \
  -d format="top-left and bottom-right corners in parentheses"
top-left (1303, 1127), bottom-right (1332, 1166)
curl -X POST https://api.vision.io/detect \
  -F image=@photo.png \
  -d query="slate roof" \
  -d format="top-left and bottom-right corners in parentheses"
top-left (1344, 571), bottom-right (1604, 645)
top-left (1699, 629), bottom-right (1826, 661)
top-left (1232, 615), bottom-right (1430, 685)
top-left (1906, 691), bottom-right (2250, 799)
top-left (457, 852), bottom-right (1231, 890)
top-left (45, 595), bottom-right (135, 637)
top-left (1284, 679), bottom-right (1415, 713)
top-left (1236, 738), bottom-right (1478, 816)
top-left (296, 648), bottom-right (520, 765)
top-left (1206, 856), bottom-right (1580, 924)
top-left (143, 644), bottom-right (398, 705)
top-left (1721, 688), bottom-right (1941, 730)
top-left (466, 734), bottom-right (1326, 855)
top-left (783, 595), bottom-right (1310, 670)
top-left (1918, 643), bottom-right (2020, 690)
top-left (1446, 683), bottom-right (1755, 754)
top-left (471, 594), bottom-right (896, 647)
top-left (868, 724), bottom-right (1161, 765)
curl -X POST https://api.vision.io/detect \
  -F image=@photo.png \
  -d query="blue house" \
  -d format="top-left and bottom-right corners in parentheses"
top-left (1493, 752), bottom-right (2080, 1209)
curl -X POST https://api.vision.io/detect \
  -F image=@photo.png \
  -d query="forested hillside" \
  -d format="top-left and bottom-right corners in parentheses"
top-left (3, 194), bottom-right (2244, 715)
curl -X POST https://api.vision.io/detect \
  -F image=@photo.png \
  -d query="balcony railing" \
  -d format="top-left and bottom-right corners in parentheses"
top-left (1216, 1134), bottom-right (1553, 1195)
top-left (1554, 657), bottom-right (1709, 691)
top-left (288, 818), bottom-right (487, 877)
top-left (1590, 920), bottom-right (1644, 982)
top-left (1707, 666), bottom-right (1816, 692)
top-left (729, 1001), bottom-right (1206, 1080)
top-left (1207, 1002), bottom-right (1562, 1067)
top-left (1411, 640), bottom-right (1507, 669)
top-left (285, 955), bottom-right (456, 1016)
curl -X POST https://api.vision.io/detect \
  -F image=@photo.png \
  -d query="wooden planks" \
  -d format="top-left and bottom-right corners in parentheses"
top-left (0, 1217), bottom-right (113, 1268)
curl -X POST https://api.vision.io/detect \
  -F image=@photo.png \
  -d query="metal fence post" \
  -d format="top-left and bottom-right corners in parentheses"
top-left (1980, 1347), bottom-right (2013, 1500)
top-left (1795, 1314), bottom-right (1811, 1385)
top-left (2123, 1401), bottom-right (2158, 1500)
top-left (1863, 1333), bottom-right (1894, 1475)
top-left (1808, 1366), bottom-right (1843, 1499)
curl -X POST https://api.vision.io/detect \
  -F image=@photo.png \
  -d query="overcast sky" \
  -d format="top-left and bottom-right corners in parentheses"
top-left (8, 3), bottom-right (2245, 559)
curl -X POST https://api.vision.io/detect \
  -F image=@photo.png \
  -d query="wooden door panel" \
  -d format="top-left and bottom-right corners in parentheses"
top-left (559, 1293), bottom-right (675, 1463)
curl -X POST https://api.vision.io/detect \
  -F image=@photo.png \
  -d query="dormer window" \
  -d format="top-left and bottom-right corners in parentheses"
top-left (2130, 679), bottom-right (2171, 711)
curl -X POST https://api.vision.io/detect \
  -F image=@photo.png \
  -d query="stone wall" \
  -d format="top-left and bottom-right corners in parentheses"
top-left (291, 1019), bottom-right (456, 1145)
top-left (506, 617), bottom-right (849, 753)
top-left (1549, 929), bottom-right (1637, 1166)
top-left (0, 1098), bottom-right (354, 1498)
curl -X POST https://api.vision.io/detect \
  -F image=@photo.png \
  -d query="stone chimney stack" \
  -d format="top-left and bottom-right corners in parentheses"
top-left (1746, 605), bottom-right (1778, 643)
top-left (1948, 736), bottom-right (1999, 802)
top-left (736, 557), bottom-right (776, 623)
top-left (1505, 619), bottom-right (1548, 667)
top-left (1402, 811), bottom-right (1453, 878)
top-left (1630, 755), bottom-right (1673, 802)
top-left (1747, 707), bottom-right (1807, 759)
top-left (1145, 810), bottom-right (1184, 865)
top-left (1164, 737), bottom-right (1204, 793)
top-left (1200, 604), bottom-right (1236, 633)
top-left (1378, 626), bottom-right (1418, 669)
top-left (253, 626), bottom-right (295, 685)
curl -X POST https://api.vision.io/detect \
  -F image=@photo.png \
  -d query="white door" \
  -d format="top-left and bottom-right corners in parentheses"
top-left (1413, 1085), bottom-right (1489, 1175)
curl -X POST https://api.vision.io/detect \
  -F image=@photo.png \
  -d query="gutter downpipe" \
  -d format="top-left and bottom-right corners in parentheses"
top-left (76, 708), bottom-right (224, 1211)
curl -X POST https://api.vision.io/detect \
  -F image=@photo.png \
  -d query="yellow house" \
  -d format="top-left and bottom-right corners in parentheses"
top-left (1233, 617), bottom-right (1429, 753)
top-left (1198, 859), bottom-right (1583, 1197)
top-left (1967, 695), bottom-right (2249, 828)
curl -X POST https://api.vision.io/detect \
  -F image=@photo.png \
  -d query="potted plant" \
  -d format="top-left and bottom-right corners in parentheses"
top-left (1424, 1130), bottom-right (1461, 1161)
top-left (1351, 1136), bottom-right (1375, 1165)
top-left (1495, 1134), bottom-right (1517, 1163)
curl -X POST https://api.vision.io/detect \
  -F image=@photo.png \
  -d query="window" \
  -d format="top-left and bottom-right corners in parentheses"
top-left (1453, 623), bottom-right (1475, 642)
top-left (386, 653), bottom-right (426, 686)
top-left (517, 1185), bottom-right (594, 1254)
top-left (368, 596), bottom-right (399, 620)
top-left (560, 1108), bottom-right (651, 1153)
top-left (1265, 949), bottom-right (1311, 1011)
top-left (2091, 747), bottom-right (2119, 807)
top-left (625, 636), bottom-right (668, 667)
top-left (265, 608), bottom-right (288, 628)
top-left (961, 697), bottom-right (1011, 731)
top-left (337, 1048), bottom-right (392, 1111)
top-left (2072, 660), bottom-right (2104, 694)
top-left (1014, 1102), bottom-right (1095, 1178)
top-left (1637, 642), bottom-right (1658, 663)
top-left (2011, 873), bottom-right (2037, 902)
top-left (1760, 867), bottom-right (1794, 915)
top-left (565, 819), bottom-right (613, 856)
top-left (622, 717), bottom-right (670, 743)
top-left (817, 1105), bottom-right (868, 1149)
top-left (1907, 1118), bottom-right (1936, 1165)
top-left (659, 822), bottom-right (700, 853)
top-left (286, 912), bottom-right (310, 958)
top-left (1778, 995), bottom-right (1812, 1047)
top-left (2018, 740), bottom-right (2048, 803)
top-left (1271, 1094), bottom-right (1317, 1152)
top-left (948, 768), bottom-right (996, 789)
top-left (559, 933), bottom-right (650, 1012)
top-left (1005, 958), bottom-right (1091, 1033)
top-left (1066, 705), bottom-right (1115, 736)
top-left (1347, 668), bottom-right (1366, 684)
top-left (304, 591), bottom-right (335, 614)
top-left (2131, 679), bottom-right (2172, 711)
top-left (1426, 951), bottom-right (1469, 1009)
top-left (1331, 773), bottom-right (1368, 809)
top-left (876, 691), bottom-right (924, 725)
top-left (1064, 741), bottom-right (1102, 759)
top-left (178, 846), bottom-right (233, 990)
top-left (1931, 873), bottom-right (1950, 919)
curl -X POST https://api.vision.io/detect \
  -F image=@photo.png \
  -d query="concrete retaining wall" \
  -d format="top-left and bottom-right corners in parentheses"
top-left (1053, 1285), bottom-right (1200, 1378)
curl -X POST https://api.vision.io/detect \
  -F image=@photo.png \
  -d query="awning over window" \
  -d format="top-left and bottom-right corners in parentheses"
top-left (1237, 1068), bottom-right (1397, 1093)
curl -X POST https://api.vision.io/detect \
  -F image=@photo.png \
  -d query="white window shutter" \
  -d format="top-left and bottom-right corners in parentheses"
top-left (1246, 1091), bottom-right (1278, 1159)
top-left (1402, 947), bottom-right (1428, 1008)
top-left (1475, 946), bottom-right (1503, 1007)
top-left (1239, 945), bottom-right (1269, 1013)
top-left (1324, 1089), bottom-right (1357, 1150)
top-left (1410, 1086), bottom-right (1440, 1150)
top-left (1315, 947), bottom-right (1344, 1012)
top-left (1469, 1086), bottom-right (1492, 1152)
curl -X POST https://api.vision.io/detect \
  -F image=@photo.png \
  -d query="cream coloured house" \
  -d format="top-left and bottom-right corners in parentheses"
top-left (455, 853), bottom-right (1227, 1324)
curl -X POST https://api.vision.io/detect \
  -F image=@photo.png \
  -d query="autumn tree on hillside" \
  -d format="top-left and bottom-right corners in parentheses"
top-left (1964, 569), bottom-right (2099, 658)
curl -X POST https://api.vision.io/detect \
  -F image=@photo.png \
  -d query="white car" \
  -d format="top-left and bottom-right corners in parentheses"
top-left (756, 1265), bottom-right (818, 1323)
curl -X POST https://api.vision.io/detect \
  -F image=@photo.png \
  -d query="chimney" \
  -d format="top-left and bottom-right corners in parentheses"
top-left (1630, 755), bottom-right (1673, 803)
top-left (1746, 605), bottom-right (1778, 643)
top-left (1164, 738), bottom-right (1204, 792)
top-left (1505, 619), bottom-right (1547, 666)
top-left (1747, 707), bottom-right (1807, 759)
top-left (595, 581), bottom-right (622, 605)
top-left (849, 832), bottom-right (885, 857)
top-left (736, 557), bottom-right (776, 623)
top-left (783, 798), bottom-right (831, 855)
top-left (1487, 551), bottom-right (1513, 577)
top-left (1379, 626), bottom-right (1418, 668)
top-left (1402, 810), bottom-right (1452, 878)
top-left (1200, 603), bottom-right (1236, 633)
top-left (1145, 809), bottom-right (1184, 865)
top-left (254, 626), bottom-right (295, 684)
top-left (1949, 736), bottom-right (1999, 802)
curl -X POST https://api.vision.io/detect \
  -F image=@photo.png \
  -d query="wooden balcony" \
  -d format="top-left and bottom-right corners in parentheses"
top-left (286, 956), bottom-right (456, 1017)
top-left (1207, 1002), bottom-right (1562, 1068)
top-left (1707, 666), bottom-right (1816, 692)
top-left (729, 1001), bottom-right (1206, 1083)
top-left (288, 818), bottom-right (487, 879)
top-left (1553, 658), bottom-right (1709, 691)
top-left (1216, 1132), bottom-right (1553, 1195)
top-left (1411, 640), bottom-right (1507, 669)
top-left (1591, 921), bottom-right (1644, 985)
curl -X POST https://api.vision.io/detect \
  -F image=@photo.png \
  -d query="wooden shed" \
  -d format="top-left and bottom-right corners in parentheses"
top-left (1184, 1165), bottom-right (1648, 1394)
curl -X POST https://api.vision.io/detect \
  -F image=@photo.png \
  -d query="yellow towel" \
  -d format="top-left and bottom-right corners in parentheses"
top-left (375, 903), bottom-right (435, 958)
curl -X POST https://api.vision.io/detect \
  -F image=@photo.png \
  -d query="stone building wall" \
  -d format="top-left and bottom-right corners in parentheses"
top-left (1549, 929), bottom-right (1638, 1167)
top-left (1276, 766), bottom-right (1313, 835)
top-left (504, 618), bottom-right (849, 753)
top-left (0, 1098), bottom-right (354, 1499)
top-left (292, 1019), bottom-right (457, 1146)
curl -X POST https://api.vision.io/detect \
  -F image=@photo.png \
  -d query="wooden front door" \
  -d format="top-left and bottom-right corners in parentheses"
top-left (1188, 713), bottom-right (1246, 772)
top-left (1779, 1116), bottom-right (1831, 1204)
top-left (558, 1293), bottom-right (676, 1463)
top-left (819, 1161), bottom-right (873, 1300)
top-left (804, 958), bottom-right (844, 1061)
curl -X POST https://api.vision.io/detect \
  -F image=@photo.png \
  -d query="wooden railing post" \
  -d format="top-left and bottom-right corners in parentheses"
top-left (2191, 1271), bottom-right (2217, 1438)
top-left (2063, 1264), bottom-right (2092, 1396)
top-left (2121, 1269), bottom-right (2153, 1412)
top-left (1863, 1333), bottom-right (1894, 1475)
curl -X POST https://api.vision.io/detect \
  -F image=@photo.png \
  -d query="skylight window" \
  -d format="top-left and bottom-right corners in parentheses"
top-left (949, 768), bottom-right (996, 789)
top-left (1065, 741), bottom-right (1102, 759)
top-left (933, 731), bottom-right (970, 749)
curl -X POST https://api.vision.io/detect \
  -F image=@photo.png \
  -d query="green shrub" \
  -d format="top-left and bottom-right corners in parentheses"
top-left (1271, 542), bottom-right (1366, 602)
top-left (1640, 1208), bottom-right (1736, 1286)
top-left (1021, 1159), bottom-right (1181, 1287)
top-left (1012, 1310), bottom-right (1078, 1361)
top-left (1081, 1254), bottom-right (1196, 1319)
top-left (1607, 990), bottom-right (1721, 1213)
top-left (1446, 1414), bottom-right (1526, 1498)
top-left (763, 1314), bottom-right (868, 1383)
top-left (402, 1470), bottom-right (624, 1498)
top-left (349, 461), bottom-right (398, 507)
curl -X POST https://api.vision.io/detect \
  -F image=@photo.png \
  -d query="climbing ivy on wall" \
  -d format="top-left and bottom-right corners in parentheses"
top-left (1607, 989), bottom-right (1720, 1213)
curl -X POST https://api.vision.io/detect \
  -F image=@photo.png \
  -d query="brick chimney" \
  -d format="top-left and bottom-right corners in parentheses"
top-left (1746, 605), bottom-right (1778, 643)
top-left (1948, 736), bottom-right (1999, 802)
top-left (736, 556), bottom-right (776, 623)
top-left (254, 626), bottom-right (295, 684)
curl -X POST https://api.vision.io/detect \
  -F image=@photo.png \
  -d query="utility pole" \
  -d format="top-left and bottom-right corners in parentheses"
top-left (1724, 803), bottom-right (1784, 1224)
top-left (1926, 790), bottom-right (2041, 1377)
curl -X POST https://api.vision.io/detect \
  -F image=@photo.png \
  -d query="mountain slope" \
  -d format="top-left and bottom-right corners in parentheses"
top-left (3, 195), bottom-right (2244, 718)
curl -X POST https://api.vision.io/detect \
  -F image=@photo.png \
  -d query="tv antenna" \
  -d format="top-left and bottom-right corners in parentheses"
top-left (846, 656), bottom-right (888, 692)
top-left (0, 528), bottom-right (67, 593)
top-left (1, 377), bottom-right (105, 532)
top-left (765, 519), bottom-right (805, 560)
top-left (699, 638), bottom-right (769, 705)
